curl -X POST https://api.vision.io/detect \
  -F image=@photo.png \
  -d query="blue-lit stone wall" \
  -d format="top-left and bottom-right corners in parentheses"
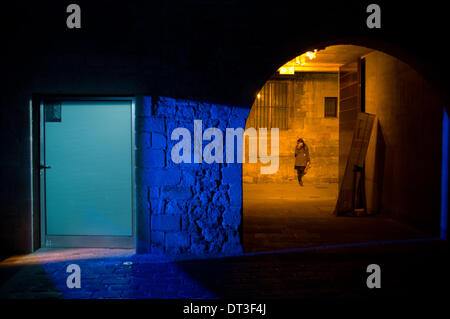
top-left (136, 96), bottom-right (250, 255)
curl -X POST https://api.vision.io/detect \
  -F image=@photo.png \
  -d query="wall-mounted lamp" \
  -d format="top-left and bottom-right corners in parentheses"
top-left (279, 66), bottom-right (295, 75)
top-left (295, 49), bottom-right (318, 66)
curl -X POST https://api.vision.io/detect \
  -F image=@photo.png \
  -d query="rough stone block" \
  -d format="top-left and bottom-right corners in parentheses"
top-left (136, 96), bottom-right (151, 117)
top-left (137, 149), bottom-right (165, 168)
top-left (155, 97), bottom-right (176, 117)
top-left (151, 231), bottom-right (164, 245)
top-left (222, 166), bottom-right (241, 185)
top-left (152, 133), bottom-right (167, 149)
top-left (137, 132), bottom-right (151, 148)
top-left (191, 243), bottom-right (208, 254)
top-left (143, 96), bottom-right (152, 109)
top-left (228, 116), bottom-right (246, 129)
top-left (150, 199), bottom-right (165, 215)
top-left (138, 168), bottom-right (181, 186)
top-left (134, 97), bottom-right (247, 257)
top-left (151, 215), bottom-right (180, 232)
top-left (150, 244), bottom-right (165, 255)
top-left (210, 104), bottom-right (231, 119)
top-left (212, 189), bottom-right (229, 207)
top-left (197, 103), bottom-right (211, 117)
top-left (228, 184), bottom-right (242, 206)
top-left (149, 187), bottom-right (160, 199)
top-left (231, 106), bottom-right (251, 118)
top-left (136, 116), bottom-right (165, 133)
top-left (165, 232), bottom-right (190, 248)
top-left (136, 184), bottom-right (148, 203)
top-left (166, 118), bottom-right (193, 138)
top-left (160, 186), bottom-right (192, 200)
top-left (221, 241), bottom-right (243, 254)
top-left (181, 215), bottom-right (189, 231)
top-left (136, 185), bottom-right (149, 215)
top-left (165, 246), bottom-right (182, 255)
top-left (166, 200), bottom-right (183, 215)
top-left (209, 169), bottom-right (221, 182)
top-left (222, 206), bottom-right (241, 230)
top-left (201, 226), bottom-right (218, 243)
top-left (181, 170), bottom-right (196, 186)
top-left (176, 101), bottom-right (195, 119)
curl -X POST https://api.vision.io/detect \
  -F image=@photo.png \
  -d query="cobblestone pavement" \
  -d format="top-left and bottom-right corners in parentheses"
top-left (243, 182), bottom-right (433, 252)
top-left (0, 183), bottom-right (445, 299)
top-left (0, 240), bottom-right (448, 299)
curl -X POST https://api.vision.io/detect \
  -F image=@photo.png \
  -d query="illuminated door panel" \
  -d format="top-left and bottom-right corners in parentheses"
top-left (43, 100), bottom-right (133, 245)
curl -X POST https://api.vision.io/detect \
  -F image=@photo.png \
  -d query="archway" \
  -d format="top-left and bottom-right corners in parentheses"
top-left (242, 44), bottom-right (446, 253)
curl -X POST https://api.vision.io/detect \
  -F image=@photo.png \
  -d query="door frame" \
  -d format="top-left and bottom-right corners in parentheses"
top-left (32, 95), bottom-right (136, 249)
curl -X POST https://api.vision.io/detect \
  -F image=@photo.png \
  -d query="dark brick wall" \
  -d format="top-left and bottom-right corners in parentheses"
top-left (135, 96), bottom-right (249, 255)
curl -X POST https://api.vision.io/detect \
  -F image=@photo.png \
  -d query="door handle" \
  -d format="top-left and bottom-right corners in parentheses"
top-left (39, 164), bottom-right (51, 169)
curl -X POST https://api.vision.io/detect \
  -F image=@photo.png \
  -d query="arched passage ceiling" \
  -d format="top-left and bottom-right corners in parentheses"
top-left (279, 45), bottom-right (373, 73)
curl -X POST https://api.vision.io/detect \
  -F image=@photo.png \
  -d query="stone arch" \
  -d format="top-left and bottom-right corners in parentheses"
top-left (242, 41), bottom-right (447, 253)
top-left (248, 37), bottom-right (447, 110)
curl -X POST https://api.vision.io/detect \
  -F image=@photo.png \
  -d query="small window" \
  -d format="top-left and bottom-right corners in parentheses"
top-left (324, 97), bottom-right (337, 118)
top-left (44, 101), bottom-right (62, 122)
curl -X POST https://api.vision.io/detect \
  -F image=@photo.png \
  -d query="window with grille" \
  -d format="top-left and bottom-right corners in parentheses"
top-left (324, 97), bottom-right (338, 118)
top-left (247, 81), bottom-right (290, 129)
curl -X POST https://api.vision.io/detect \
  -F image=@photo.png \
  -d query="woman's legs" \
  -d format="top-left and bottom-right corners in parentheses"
top-left (296, 166), bottom-right (305, 186)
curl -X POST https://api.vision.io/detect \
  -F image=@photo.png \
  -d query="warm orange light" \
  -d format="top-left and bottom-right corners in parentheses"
top-left (279, 66), bottom-right (295, 75)
top-left (306, 49), bottom-right (317, 60)
top-left (299, 56), bottom-right (306, 65)
top-left (0, 248), bottom-right (134, 267)
top-left (257, 93), bottom-right (261, 99)
top-left (294, 49), bottom-right (317, 66)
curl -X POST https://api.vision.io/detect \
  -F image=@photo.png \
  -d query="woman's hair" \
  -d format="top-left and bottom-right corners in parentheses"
top-left (297, 138), bottom-right (306, 149)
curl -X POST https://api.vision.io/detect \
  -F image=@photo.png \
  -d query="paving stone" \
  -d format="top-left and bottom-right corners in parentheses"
top-left (0, 241), bottom-right (448, 299)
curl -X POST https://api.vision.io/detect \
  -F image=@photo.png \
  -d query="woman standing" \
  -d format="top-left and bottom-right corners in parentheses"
top-left (294, 138), bottom-right (310, 186)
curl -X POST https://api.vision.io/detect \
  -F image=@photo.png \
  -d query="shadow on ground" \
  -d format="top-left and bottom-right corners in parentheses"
top-left (177, 240), bottom-right (449, 299)
top-left (0, 240), bottom-right (448, 300)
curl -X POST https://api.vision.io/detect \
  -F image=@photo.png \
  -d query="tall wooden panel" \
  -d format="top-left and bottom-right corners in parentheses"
top-left (339, 59), bottom-right (363, 184)
top-left (334, 112), bottom-right (375, 216)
